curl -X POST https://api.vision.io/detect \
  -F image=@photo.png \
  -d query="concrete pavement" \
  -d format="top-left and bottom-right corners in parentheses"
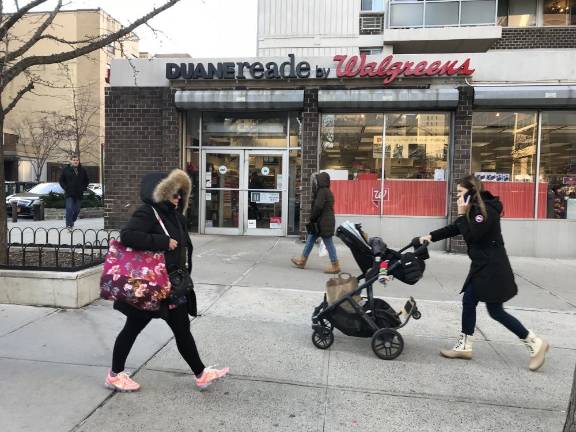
top-left (1, 226), bottom-right (575, 431)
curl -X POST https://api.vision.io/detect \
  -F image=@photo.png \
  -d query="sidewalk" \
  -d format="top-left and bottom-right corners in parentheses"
top-left (1, 233), bottom-right (575, 431)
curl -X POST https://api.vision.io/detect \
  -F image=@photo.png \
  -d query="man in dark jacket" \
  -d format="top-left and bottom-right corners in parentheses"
top-left (58, 155), bottom-right (89, 230)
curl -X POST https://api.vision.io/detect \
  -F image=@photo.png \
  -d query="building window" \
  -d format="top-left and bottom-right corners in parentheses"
top-left (201, 112), bottom-right (288, 147)
top-left (472, 112), bottom-right (539, 218)
top-left (389, 0), bottom-right (497, 28)
top-left (498, 0), bottom-right (538, 26)
top-left (539, 111), bottom-right (576, 219)
top-left (359, 47), bottom-right (384, 55)
top-left (361, 0), bottom-right (385, 12)
top-left (543, 0), bottom-right (576, 26)
top-left (320, 113), bottom-right (449, 216)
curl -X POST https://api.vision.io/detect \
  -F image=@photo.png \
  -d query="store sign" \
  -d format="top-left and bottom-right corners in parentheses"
top-left (333, 55), bottom-right (475, 85)
top-left (372, 188), bottom-right (390, 207)
top-left (165, 54), bottom-right (474, 86)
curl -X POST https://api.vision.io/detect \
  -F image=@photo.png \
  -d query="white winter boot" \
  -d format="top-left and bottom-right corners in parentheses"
top-left (440, 333), bottom-right (473, 359)
top-left (522, 330), bottom-right (549, 372)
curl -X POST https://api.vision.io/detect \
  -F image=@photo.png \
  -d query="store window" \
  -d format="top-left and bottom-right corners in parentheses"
top-left (471, 112), bottom-right (538, 218)
top-left (319, 113), bottom-right (449, 216)
top-left (543, 0), bottom-right (576, 26)
top-left (539, 111), bottom-right (576, 219)
top-left (498, 0), bottom-right (537, 26)
top-left (202, 112), bottom-right (287, 147)
top-left (184, 148), bottom-right (200, 232)
top-left (289, 113), bottom-right (301, 147)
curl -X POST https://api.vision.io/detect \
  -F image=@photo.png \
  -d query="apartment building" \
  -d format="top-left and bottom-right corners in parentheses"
top-left (104, 0), bottom-right (576, 257)
top-left (3, 8), bottom-right (139, 183)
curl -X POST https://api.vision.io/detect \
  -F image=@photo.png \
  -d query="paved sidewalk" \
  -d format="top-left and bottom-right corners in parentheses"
top-left (1, 233), bottom-right (575, 431)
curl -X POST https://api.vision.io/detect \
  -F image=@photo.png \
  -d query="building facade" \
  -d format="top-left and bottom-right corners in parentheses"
top-left (3, 8), bottom-right (139, 183)
top-left (105, 0), bottom-right (576, 258)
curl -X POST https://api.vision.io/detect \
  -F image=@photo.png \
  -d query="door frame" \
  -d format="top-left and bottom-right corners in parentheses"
top-left (200, 148), bottom-right (289, 236)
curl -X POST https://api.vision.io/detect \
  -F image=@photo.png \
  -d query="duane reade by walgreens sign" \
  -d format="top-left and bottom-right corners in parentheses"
top-left (165, 54), bottom-right (475, 85)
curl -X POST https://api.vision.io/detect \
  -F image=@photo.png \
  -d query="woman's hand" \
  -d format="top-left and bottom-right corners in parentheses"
top-left (168, 238), bottom-right (178, 250)
top-left (419, 235), bottom-right (432, 245)
top-left (457, 195), bottom-right (470, 216)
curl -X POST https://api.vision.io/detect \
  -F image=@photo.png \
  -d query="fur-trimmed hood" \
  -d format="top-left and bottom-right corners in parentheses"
top-left (140, 169), bottom-right (191, 214)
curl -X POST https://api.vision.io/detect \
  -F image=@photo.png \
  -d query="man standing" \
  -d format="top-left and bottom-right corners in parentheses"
top-left (59, 155), bottom-right (89, 230)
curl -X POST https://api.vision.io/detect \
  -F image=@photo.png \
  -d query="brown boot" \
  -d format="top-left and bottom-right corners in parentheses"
top-left (324, 260), bottom-right (341, 274)
top-left (291, 256), bottom-right (307, 269)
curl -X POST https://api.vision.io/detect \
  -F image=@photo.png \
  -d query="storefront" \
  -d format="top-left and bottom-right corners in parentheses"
top-left (105, 50), bottom-right (576, 257)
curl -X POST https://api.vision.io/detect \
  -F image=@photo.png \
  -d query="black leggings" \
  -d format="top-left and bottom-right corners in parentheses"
top-left (112, 304), bottom-right (206, 376)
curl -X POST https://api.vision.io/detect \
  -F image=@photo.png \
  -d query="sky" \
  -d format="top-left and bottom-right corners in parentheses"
top-left (8, 0), bottom-right (258, 57)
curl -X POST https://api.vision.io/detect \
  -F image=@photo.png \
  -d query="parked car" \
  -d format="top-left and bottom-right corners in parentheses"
top-left (6, 182), bottom-right (101, 217)
top-left (88, 183), bottom-right (103, 197)
top-left (6, 183), bottom-right (64, 217)
top-left (4, 181), bottom-right (38, 197)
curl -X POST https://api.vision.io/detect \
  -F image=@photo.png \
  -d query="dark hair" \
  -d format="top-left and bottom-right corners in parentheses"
top-left (458, 174), bottom-right (487, 220)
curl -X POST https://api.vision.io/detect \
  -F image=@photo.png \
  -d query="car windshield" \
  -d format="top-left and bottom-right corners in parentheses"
top-left (28, 183), bottom-right (64, 194)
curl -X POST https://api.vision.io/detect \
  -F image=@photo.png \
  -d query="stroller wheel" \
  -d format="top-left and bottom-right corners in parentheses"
top-left (371, 328), bottom-right (404, 360)
top-left (412, 310), bottom-right (422, 320)
top-left (312, 327), bottom-right (334, 350)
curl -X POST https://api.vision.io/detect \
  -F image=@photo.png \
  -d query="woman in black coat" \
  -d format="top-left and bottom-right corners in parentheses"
top-left (106, 169), bottom-right (228, 392)
top-left (291, 172), bottom-right (340, 273)
top-left (420, 175), bottom-right (549, 371)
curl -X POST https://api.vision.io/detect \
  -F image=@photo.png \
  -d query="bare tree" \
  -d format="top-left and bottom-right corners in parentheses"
top-left (15, 115), bottom-right (60, 182)
top-left (0, 0), bottom-right (182, 262)
top-left (52, 64), bottom-right (101, 163)
top-left (566, 364), bottom-right (576, 431)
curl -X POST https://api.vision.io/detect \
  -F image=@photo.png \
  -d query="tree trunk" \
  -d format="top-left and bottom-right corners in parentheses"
top-left (565, 362), bottom-right (576, 431)
top-left (0, 112), bottom-right (8, 264)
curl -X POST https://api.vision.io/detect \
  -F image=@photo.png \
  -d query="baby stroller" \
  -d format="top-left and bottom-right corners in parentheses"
top-left (311, 222), bottom-right (429, 360)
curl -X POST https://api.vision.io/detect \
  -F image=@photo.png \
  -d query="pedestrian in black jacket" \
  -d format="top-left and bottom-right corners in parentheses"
top-left (105, 169), bottom-right (229, 392)
top-left (419, 174), bottom-right (549, 371)
top-left (58, 155), bottom-right (89, 230)
top-left (291, 172), bottom-right (340, 273)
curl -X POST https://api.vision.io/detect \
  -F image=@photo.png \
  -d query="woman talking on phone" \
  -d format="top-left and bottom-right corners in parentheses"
top-left (419, 175), bottom-right (549, 371)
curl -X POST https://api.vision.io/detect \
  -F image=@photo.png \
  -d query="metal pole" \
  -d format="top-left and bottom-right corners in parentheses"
top-left (534, 111), bottom-right (543, 219)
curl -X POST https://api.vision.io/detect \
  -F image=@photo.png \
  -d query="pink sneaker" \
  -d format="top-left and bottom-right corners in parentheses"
top-left (195, 366), bottom-right (229, 390)
top-left (105, 370), bottom-right (140, 392)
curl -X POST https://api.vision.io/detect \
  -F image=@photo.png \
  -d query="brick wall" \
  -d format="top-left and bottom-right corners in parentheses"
top-left (448, 86), bottom-right (475, 253)
top-left (104, 87), bottom-right (180, 229)
top-left (491, 27), bottom-right (576, 50)
top-left (299, 88), bottom-right (319, 239)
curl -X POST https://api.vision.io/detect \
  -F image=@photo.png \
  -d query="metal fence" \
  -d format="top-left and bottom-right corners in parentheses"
top-left (2, 227), bottom-right (120, 272)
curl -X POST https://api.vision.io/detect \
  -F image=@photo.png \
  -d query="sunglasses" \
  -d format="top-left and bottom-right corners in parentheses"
top-left (172, 194), bottom-right (181, 199)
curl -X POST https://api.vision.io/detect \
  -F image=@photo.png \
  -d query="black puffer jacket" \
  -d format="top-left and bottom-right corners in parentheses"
top-left (310, 172), bottom-right (335, 238)
top-left (430, 191), bottom-right (518, 303)
top-left (114, 169), bottom-right (194, 319)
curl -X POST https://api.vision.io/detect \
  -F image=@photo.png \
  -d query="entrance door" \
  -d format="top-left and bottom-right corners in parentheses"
top-left (201, 150), bottom-right (287, 236)
top-left (244, 150), bottom-right (287, 236)
top-left (202, 150), bottom-right (243, 235)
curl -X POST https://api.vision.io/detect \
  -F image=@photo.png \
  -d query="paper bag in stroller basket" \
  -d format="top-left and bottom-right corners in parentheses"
top-left (325, 273), bottom-right (361, 313)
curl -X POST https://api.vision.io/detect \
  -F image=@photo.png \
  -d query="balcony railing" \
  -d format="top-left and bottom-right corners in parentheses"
top-left (388, 0), bottom-right (497, 29)
top-left (360, 12), bottom-right (385, 34)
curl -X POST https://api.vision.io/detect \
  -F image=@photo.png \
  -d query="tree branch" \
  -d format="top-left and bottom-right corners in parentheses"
top-left (2, 0), bottom-right (181, 88)
top-left (3, 0), bottom-right (62, 63)
top-left (3, 80), bottom-right (33, 115)
top-left (0, 0), bottom-right (48, 41)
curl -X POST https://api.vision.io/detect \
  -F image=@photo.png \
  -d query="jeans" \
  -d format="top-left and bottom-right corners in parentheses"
top-left (461, 284), bottom-right (529, 339)
top-left (65, 197), bottom-right (81, 228)
top-left (112, 304), bottom-right (205, 375)
top-left (302, 233), bottom-right (338, 263)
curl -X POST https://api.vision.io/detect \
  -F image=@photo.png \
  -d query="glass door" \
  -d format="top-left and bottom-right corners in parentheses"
top-left (244, 150), bottom-right (287, 236)
top-left (201, 150), bottom-right (243, 235)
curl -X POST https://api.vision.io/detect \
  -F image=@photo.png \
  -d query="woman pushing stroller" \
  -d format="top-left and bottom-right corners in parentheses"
top-left (419, 174), bottom-right (549, 371)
